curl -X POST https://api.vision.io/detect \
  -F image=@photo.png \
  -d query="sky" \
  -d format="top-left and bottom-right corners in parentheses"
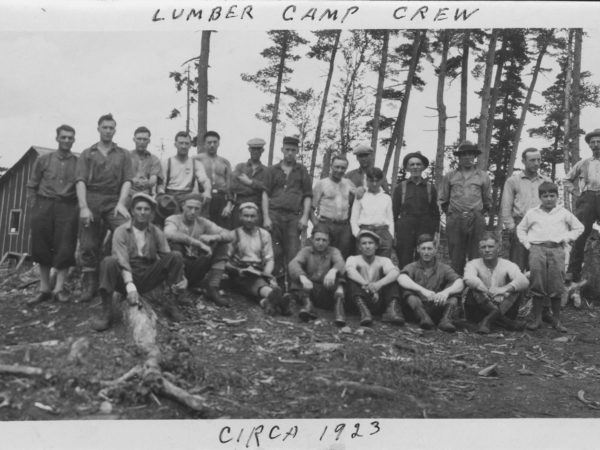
top-left (2, 25), bottom-right (600, 175)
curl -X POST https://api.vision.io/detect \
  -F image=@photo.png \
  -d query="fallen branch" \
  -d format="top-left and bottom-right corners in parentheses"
top-left (0, 363), bottom-right (45, 377)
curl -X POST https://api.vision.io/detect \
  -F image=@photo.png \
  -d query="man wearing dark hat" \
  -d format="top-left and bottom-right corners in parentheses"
top-left (163, 193), bottom-right (234, 307)
top-left (392, 151), bottom-right (440, 268)
top-left (230, 138), bottom-right (268, 228)
top-left (439, 140), bottom-right (492, 275)
top-left (94, 193), bottom-right (186, 331)
top-left (564, 129), bottom-right (600, 282)
top-left (262, 136), bottom-right (313, 287)
top-left (345, 143), bottom-right (389, 198)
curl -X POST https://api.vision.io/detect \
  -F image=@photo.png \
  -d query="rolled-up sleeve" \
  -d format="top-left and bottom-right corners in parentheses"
top-left (121, 151), bottom-right (134, 184)
top-left (262, 230), bottom-right (274, 264)
top-left (75, 151), bottom-right (90, 184)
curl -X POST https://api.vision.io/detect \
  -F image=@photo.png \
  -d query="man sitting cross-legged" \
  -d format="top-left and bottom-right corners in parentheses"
top-left (397, 234), bottom-right (464, 332)
top-left (345, 230), bottom-right (403, 327)
top-left (94, 193), bottom-right (187, 331)
top-left (463, 231), bottom-right (529, 334)
top-left (163, 193), bottom-right (234, 307)
top-left (226, 202), bottom-right (289, 316)
top-left (287, 224), bottom-right (347, 325)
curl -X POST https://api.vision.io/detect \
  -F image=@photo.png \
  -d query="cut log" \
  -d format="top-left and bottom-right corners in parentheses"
top-left (0, 364), bottom-right (45, 377)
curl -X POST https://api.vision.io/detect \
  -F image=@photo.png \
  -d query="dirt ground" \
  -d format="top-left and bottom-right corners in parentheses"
top-left (1, 264), bottom-right (600, 421)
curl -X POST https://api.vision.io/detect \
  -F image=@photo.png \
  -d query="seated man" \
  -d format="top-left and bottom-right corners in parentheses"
top-left (163, 193), bottom-right (234, 307)
top-left (95, 193), bottom-right (186, 331)
top-left (397, 234), bottom-right (464, 332)
top-left (287, 224), bottom-right (347, 326)
top-left (345, 230), bottom-right (403, 326)
top-left (463, 231), bottom-right (529, 334)
top-left (227, 202), bottom-right (288, 315)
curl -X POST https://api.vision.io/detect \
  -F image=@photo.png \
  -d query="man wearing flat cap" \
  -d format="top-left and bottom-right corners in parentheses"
top-left (439, 140), bottom-right (492, 275)
top-left (262, 136), bottom-right (313, 287)
top-left (392, 151), bottom-right (440, 269)
top-left (94, 193), bottom-right (187, 331)
top-left (345, 143), bottom-right (389, 198)
top-left (564, 129), bottom-right (600, 282)
top-left (231, 138), bottom-right (268, 228)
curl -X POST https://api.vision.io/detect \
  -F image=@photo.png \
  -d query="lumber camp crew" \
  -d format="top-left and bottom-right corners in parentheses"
top-left (26, 124), bottom-right (79, 305)
top-left (261, 136), bottom-right (312, 288)
top-left (195, 130), bottom-right (234, 229)
top-left (156, 131), bottom-right (211, 211)
top-left (350, 167), bottom-right (395, 258)
top-left (563, 128), bottom-right (600, 283)
top-left (345, 229), bottom-right (404, 327)
top-left (94, 193), bottom-right (187, 331)
top-left (517, 181), bottom-right (584, 333)
top-left (287, 224), bottom-right (347, 325)
top-left (392, 151), bottom-right (441, 269)
top-left (500, 147), bottom-right (550, 271)
top-left (311, 153), bottom-right (356, 259)
top-left (439, 140), bottom-right (492, 276)
top-left (397, 234), bottom-right (464, 332)
top-left (163, 193), bottom-right (234, 308)
top-left (230, 138), bottom-right (268, 229)
top-left (463, 232), bottom-right (529, 334)
top-left (76, 113), bottom-right (133, 304)
top-left (226, 202), bottom-right (289, 316)
top-left (128, 126), bottom-right (161, 198)
top-left (345, 143), bottom-right (389, 199)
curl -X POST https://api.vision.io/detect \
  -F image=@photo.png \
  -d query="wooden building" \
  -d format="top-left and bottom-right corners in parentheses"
top-left (0, 146), bottom-right (54, 266)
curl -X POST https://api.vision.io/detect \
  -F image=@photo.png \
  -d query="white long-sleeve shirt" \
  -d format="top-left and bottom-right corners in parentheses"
top-left (350, 190), bottom-right (394, 237)
top-left (516, 205), bottom-right (584, 250)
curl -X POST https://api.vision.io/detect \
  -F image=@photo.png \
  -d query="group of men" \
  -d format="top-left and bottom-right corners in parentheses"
top-left (25, 112), bottom-right (598, 334)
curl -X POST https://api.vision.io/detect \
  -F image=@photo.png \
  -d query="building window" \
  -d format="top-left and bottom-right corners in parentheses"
top-left (9, 209), bottom-right (21, 234)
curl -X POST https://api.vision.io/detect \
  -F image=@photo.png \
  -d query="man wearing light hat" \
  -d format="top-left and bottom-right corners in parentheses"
top-left (231, 138), bottom-right (268, 228)
top-left (94, 192), bottom-right (186, 331)
top-left (392, 151), bottom-right (440, 268)
top-left (345, 143), bottom-right (389, 197)
top-left (564, 129), bottom-right (600, 282)
top-left (439, 140), bottom-right (492, 275)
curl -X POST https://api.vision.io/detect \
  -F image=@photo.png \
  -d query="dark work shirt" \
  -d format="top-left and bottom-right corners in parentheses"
top-left (231, 160), bottom-right (267, 203)
top-left (392, 177), bottom-right (440, 228)
top-left (75, 143), bottom-right (133, 195)
top-left (264, 162), bottom-right (312, 213)
top-left (27, 151), bottom-right (78, 201)
top-left (400, 258), bottom-right (460, 293)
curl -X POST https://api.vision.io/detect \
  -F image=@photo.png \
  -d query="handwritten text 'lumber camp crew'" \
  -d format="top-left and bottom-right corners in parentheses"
top-left (151, 4), bottom-right (480, 24)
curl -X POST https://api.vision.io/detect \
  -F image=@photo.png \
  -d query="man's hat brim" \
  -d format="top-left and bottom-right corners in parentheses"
top-left (402, 152), bottom-right (430, 168)
top-left (585, 129), bottom-right (600, 143)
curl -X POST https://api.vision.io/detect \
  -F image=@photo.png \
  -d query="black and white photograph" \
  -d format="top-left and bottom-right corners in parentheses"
top-left (1, 1), bottom-right (600, 449)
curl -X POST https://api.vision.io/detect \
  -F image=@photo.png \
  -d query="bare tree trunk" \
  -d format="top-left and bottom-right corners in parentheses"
top-left (571, 28), bottom-right (583, 165)
top-left (459, 31), bottom-right (470, 143)
top-left (476, 29), bottom-right (499, 170)
top-left (320, 146), bottom-right (335, 179)
top-left (507, 30), bottom-right (552, 176)
top-left (310, 30), bottom-right (340, 178)
top-left (197, 31), bottom-right (211, 153)
top-left (185, 66), bottom-right (191, 135)
top-left (371, 30), bottom-right (390, 161)
top-left (268, 34), bottom-right (289, 166)
top-left (563, 29), bottom-right (574, 210)
top-left (435, 30), bottom-right (450, 188)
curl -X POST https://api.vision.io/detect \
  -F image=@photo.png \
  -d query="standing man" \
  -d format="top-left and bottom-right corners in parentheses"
top-left (156, 131), bottom-right (211, 208)
top-left (262, 136), bottom-right (312, 287)
top-left (196, 131), bottom-right (234, 229)
top-left (439, 140), bottom-right (492, 275)
top-left (230, 138), bottom-right (268, 228)
top-left (311, 154), bottom-right (356, 258)
top-left (129, 126), bottom-right (161, 197)
top-left (345, 144), bottom-right (389, 198)
top-left (564, 128), bottom-right (600, 282)
top-left (76, 113), bottom-right (133, 303)
top-left (392, 151), bottom-right (440, 268)
top-left (27, 124), bottom-right (79, 305)
top-left (500, 148), bottom-right (549, 270)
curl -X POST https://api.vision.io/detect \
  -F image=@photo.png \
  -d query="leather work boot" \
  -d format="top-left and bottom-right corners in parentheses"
top-left (381, 298), bottom-right (405, 326)
top-left (541, 307), bottom-right (554, 324)
top-left (497, 314), bottom-right (526, 331)
top-left (206, 285), bottom-right (231, 308)
top-left (298, 294), bottom-right (317, 322)
top-left (333, 293), bottom-right (346, 327)
top-left (414, 304), bottom-right (435, 330)
top-left (26, 291), bottom-right (52, 307)
top-left (276, 290), bottom-right (293, 316)
top-left (526, 297), bottom-right (543, 331)
top-left (477, 308), bottom-right (501, 334)
top-left (261, 288), bottom-right (283, 316)
top-left (353, 296), bottom-right (373, 326)
top-left (163, 289), bottom-right (186, 322)
top-left (80, 271), bottom-right (98, 303)
top-left (91, 291), bottom-right (113, 332)
top-left (438, 303), bottom-right (457, 333)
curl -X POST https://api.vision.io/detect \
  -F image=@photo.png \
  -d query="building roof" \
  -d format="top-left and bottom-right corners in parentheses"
top-left (0, 146), bottom-right (62, 189)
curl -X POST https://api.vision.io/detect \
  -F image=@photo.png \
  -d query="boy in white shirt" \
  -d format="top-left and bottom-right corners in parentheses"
top-left (517, 181), bottom-right (584, 332)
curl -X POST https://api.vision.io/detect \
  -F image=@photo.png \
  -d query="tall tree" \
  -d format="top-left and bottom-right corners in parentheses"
top-left (459, 31), bottom-right (470, 143)
top-left (241, 30), bottom-right (308, 165)
top-left (433, 30), bottom-right (451, 187)
top-left (369, 30), bottom-right (390, 160)
top-left (476, 29), bottom-right (499, 170)
top-left (570, 28), bottom-right (583, 164)
top-left (197, 31), bottom-right (211, 152)
top-left (284, 87), bottom-right (320, 168)
top-left (563, 29), bottom-right (574, 209)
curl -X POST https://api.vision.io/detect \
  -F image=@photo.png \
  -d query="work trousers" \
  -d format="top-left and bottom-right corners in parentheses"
top-left (568, 191), bottom-right (600, 280)
top-left (317, 218), bottom-right (352, 259)
top-left (446, 210), bottom-right (486, 276)
top-left (79, 192), bottom-right (128, 271)
top-left (529, 243), bottom-right (566, 300)
top-left (269, 209), bottom-right (301, 280)
top-left (170, 241), bottom-right (229, 288)
top-left (405, 293), bottom-right (459, 323)
top-left (289, 278), bottom-right (344, 310)
top-left (464, 289), bottom-right (520, 322)
top-left (347, 279), bottom-right (400, 315)
top-left (30, 196), bottom-right (78, 269)
top-left (98, 252), bottom-right (184, 295)
top-left (357, 225), bottom-right (394, 258)
top-left (508, 218), bottom-right (529, 271)
top-left (395, 214), bottom-right (437, 269)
